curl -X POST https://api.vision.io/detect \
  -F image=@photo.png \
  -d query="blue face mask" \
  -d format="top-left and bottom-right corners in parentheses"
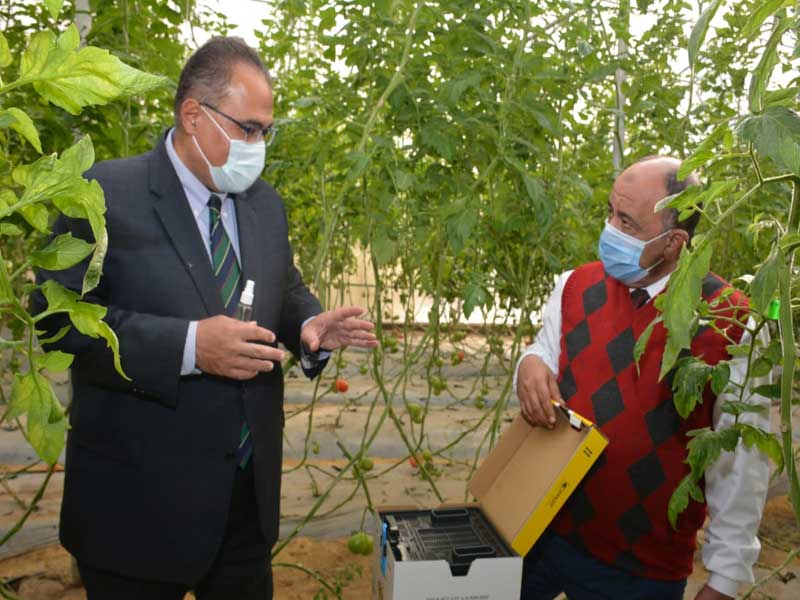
top-left (598, 221), bottom-right (671, 285)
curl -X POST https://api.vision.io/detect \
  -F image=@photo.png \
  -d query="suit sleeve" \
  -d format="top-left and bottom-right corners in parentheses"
top-left (270, 193), bottom-right (323, 359)
top-left (31, 213), bottom-right (189, 409)
top-left (277, 256), bottom-right (323, 360)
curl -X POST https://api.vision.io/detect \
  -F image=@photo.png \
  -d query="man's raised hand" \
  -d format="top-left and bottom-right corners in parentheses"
top-left (301, 307), bottom-right (378, 352)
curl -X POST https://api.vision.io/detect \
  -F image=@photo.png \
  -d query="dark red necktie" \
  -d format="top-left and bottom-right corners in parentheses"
top-left (631, 288), bottom-right (650, 308)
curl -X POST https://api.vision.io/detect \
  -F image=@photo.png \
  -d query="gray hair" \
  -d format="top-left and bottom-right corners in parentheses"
top-left (174, 37), bottom-right (272, 126)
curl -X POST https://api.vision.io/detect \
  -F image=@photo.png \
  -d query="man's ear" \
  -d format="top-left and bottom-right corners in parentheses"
top-left (664, 229), bottom-right (690, 261)
top-left (178, 98), bottom-right (202, 134)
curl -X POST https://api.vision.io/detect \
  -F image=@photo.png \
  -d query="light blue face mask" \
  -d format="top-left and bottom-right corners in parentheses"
top-left (598, 221), bottom-right (671, 285)
top-left (193, 105), bottom-right (266, 193)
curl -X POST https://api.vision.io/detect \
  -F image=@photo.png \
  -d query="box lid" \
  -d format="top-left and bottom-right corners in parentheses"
top-left (467, 409), bottom-right (607, 551)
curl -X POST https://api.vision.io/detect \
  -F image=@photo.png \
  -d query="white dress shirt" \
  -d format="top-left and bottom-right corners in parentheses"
top-left (165, 129), bottom-right (326, 375)
top-left (514, 270), bottom-right (771, 597)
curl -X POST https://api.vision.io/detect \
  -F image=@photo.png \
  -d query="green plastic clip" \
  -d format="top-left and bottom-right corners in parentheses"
top-left (767, 298), bottom-right (781, 320)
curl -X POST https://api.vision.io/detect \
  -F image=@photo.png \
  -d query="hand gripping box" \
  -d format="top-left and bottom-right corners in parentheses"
top-left (372, 406), bottom-right (608, 600)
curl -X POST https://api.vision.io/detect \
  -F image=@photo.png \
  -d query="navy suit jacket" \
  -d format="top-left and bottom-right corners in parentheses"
top-left (31, 133), bottom-right (323, 582)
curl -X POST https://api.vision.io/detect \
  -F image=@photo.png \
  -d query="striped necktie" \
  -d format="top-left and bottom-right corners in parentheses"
top-left (207, 195), bottom-right (252, 468)
top-left (208, 195), bottom-right (241, 315)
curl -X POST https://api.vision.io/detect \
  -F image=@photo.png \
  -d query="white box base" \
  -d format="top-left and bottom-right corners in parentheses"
top-left (372, 511), bottom-right (522, 600)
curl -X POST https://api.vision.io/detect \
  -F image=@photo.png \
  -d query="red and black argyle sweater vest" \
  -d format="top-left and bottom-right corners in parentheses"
top-left (550, 261), bottom-right (748, 580)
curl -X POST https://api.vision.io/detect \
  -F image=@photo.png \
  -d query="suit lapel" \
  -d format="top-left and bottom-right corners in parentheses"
top-left (149, 133), bottom-right (223, 316)
top-left (234, 190), bottom-right (285, 321)
top-left (234, 191), bottom-right (263, 315)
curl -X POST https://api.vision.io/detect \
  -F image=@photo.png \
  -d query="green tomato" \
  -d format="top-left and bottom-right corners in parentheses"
top-left (347, 532), bottom-right (364, 554)
top-left (347, 532), bottom-right (373, 555)
top-left (361, 533), bottom-right (374, 555)
top-left (430, 376), bottom-right (447, 396)
top-left (407, 404), bottom-right (424, 424)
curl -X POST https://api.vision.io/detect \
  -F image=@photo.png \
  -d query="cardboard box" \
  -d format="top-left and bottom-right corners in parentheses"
top-left (372, 506), bottom-right (521, 600)
top-left (372, 406), bottom-right (608, 600)
top-left (468, 408), bottom-right (608, 557)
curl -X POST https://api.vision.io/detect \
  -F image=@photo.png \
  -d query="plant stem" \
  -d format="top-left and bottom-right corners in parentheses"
top-left (0, 462), bottom-right (56, 548)
top-left (311, 2), bottom-right (423, 290)
top-left (742, 545), bottom-right (800, 599)
top-left (0, 479), bottom-right (28, 511)
top-left (778, 180), bottom-right (800, 523)
top-left (272, 562), bottom-right (341, 597)
top-left (0, 582), bottom-right (21, 600)
top-left (271, 451), bottom-right (360, 558)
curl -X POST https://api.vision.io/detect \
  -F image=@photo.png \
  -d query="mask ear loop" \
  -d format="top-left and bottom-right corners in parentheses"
top-left (643, 229), bottom-right (674, 272)
top-left (200, 105), bottom-right (233, 142)
top-left (192, 105), bottom-right (233, 170)
top-left (192, 135), bottom-right (214, 170)
top-left (651, 228), bottom-right (673, 243)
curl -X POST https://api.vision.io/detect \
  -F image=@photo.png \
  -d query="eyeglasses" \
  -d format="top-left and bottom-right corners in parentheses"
top-left (200, 102), bottom-right (276, 145)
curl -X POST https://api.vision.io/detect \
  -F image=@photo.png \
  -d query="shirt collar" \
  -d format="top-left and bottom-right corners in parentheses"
top-left (637, 272), bottom-right (671, 299)
top-left (165, 128), bottom-right (228, 218)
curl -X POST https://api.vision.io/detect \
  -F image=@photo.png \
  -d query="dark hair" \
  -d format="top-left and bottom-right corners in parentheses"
top-left (634, 155), bottom-right (702, 239)
top-left (174, 37), bottom-right (272, 126)
top-left (663, 167), bottom-right (702, 239)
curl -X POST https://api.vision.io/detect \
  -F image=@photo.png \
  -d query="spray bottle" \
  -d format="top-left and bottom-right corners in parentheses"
top-left (237, 280), bottom-right (256, 321)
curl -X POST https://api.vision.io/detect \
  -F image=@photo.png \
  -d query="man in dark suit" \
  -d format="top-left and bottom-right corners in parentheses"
top-left (32, 37), bottom-right (377, 599)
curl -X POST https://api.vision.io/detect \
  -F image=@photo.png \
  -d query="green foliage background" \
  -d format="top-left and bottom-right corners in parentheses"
top-left (0, 0), bottom-right (799, 596)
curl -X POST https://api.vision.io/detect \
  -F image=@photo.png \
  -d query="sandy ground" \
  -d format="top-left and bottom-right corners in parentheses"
top-left (0, 539), bottom-right (374, 599)
top-left (0, 488), bottom-right (798, 599)
top-left (0, 337), bottom-right (798, 598)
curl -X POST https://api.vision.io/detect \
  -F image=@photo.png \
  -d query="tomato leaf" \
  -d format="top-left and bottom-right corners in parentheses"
top-left (30, 233), bottom-right (94, 271)
top-left (1, 108), bottom-right (42, 153)
top-left (738, 106), bottom-right (800, 175)
top-left (688, 0), bottom-right (722, 71)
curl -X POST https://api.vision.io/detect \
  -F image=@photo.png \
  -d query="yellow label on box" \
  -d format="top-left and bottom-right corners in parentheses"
top-left (510, 426), bottom-right (608, 556)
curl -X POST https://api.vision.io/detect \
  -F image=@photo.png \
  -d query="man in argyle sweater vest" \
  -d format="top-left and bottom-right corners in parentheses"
top-left (515, 157), bottom-right (770, 600)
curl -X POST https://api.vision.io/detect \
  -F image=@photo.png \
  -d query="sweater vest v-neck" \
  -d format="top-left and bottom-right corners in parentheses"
top-left (550, 261), bottom-right (748, 580)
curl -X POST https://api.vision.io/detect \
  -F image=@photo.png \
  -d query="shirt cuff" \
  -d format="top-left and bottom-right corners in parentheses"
top-left (707, 572), bottom-right (740, 598)
top-left (300, 345), bottom-right (332, 370)
top-left (181, 321), bottom-right (201, 376)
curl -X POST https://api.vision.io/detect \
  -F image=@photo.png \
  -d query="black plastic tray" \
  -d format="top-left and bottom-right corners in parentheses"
top-left (379, 507), bottom-right (514, 576)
